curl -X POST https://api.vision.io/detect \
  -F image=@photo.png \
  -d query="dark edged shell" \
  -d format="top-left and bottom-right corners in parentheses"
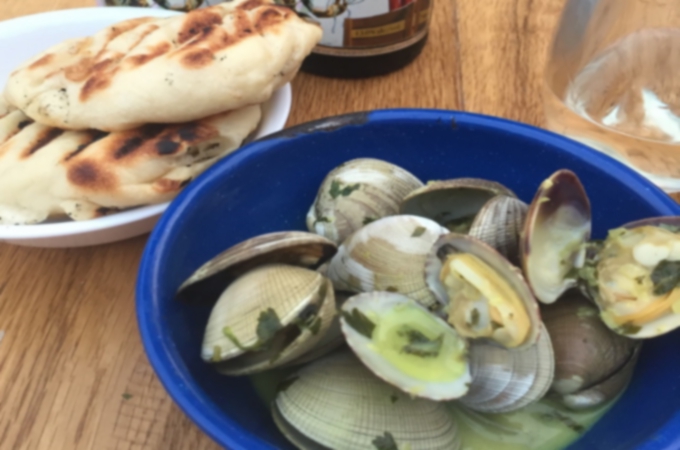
top-left (399, 178), bottom-right (516, 232)
top-left (521, 170), bottom-right (592, 304)
top-left (177, 231), bottom-right (337, 303)
top-left (541, 291), bottom-right (640, 398)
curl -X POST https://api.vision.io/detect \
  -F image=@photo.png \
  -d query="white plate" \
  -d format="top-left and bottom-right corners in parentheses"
top-left (0, 7), bottom-right (292, 248)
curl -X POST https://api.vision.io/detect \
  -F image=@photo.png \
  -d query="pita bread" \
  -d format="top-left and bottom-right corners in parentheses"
top-left (0, 103), bottom-right (261, 224)
top-left (4, 0), bottom-right (320, 131)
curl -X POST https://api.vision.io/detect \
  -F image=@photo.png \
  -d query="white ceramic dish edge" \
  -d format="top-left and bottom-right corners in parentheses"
top-left (0, 7), bottom-right (292, 248)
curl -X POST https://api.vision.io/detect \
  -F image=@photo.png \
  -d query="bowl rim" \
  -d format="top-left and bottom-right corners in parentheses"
top-left (136, 109), bottom-right (680, 450)
top-left (0, 6), bottom-right (291, 242)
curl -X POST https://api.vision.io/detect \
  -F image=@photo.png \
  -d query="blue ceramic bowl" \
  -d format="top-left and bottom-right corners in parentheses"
top-left (137, 110), bottom-right (680, 450)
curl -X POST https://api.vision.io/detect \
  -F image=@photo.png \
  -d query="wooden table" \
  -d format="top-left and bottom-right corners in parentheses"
top-left (0, 1), bottom-right (671, 449)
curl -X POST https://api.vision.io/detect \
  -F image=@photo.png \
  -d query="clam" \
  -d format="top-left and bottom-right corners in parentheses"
top-left (340, 291), bottom-right (471, 401)
top-left (583, 216), bottom-right (680, 338)
top-left (306, 158), bottom-right (424, 244)
top-left (468, 195), bottom-right (529, 265)
top-left (459, 324), bottom-right (555, 413)
top-left (520, 170), bottom-right (592, 304)
top-left (400, 178), bottom-right (516, 232)
top-left (177, 231), bottom-right (337, 303)
top-left (327, 215), bottom-right (448, 310)
top-left (425, 233), bottom-right (541, 349)
top-left (541, 291), bottom-right (640, 403)
top-left (560, 346), bottom-right (640, 411)
top-left (203, 263), bottom-right (338, 375)
top-left (272, 351), bottom-right (462, 450)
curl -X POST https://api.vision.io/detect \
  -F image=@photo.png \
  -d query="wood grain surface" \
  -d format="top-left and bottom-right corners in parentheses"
top-left (0, 0), bottom-right (673, 449)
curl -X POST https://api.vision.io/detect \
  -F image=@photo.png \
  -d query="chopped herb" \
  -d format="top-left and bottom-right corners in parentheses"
top-left (329, 180), bottom-right (361, 199)
top-left (122, 393), bottom-right (133, 400)
top-left (342, 308), bottom-right (376, 339)
top-left (223, 327), bottom-right (248, 350)
top-left (385, 286), bottom-right (399, 293)
top-left (618, 322), bottom-right (642, 335)
top-left (372, 432), bottom-right (398, 450)
top-left (390, 394), bottom-right (399, 403)
top-left (398, 326), bottom-right (444, 357)
top-left (363, 216), bottom-right (377, 225)
top-left (470, 308), bottom-right (480, 327)
top-left (650, 260), bottom-right (680, 296)
top-left (256, 308), bottom-right (283, 344)
top-left (411, 226), bottom-right (427, 237)
top-left (444, 215), bottom-right (476, 234)
top-left (635, 276), bottom-right (645, 285)
top-left (313, 216), bottom-right (330, 226)
top-left (222, 308), bottom-right (283, 352)
top-left (276, 376), bottom-right (299, 393)
top-left (212, 345), bottom-right (222, 362)
top-left (607, 228), bottom-right (627, 240)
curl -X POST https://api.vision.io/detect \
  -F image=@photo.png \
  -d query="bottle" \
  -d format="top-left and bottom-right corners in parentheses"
top-left (287, 0), bottom-right (434, 78)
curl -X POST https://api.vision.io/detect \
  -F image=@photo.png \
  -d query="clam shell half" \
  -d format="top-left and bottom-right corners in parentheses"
top-left (327, 215), bottom-right (448, 310)
top-left (177, 231), bottom-right (337, 303)
top-left (400, 178), bottom-right (516, 232)
top-left (460, 324), bottom-right (555, 414)
top-left (521, 170), bottom-right (591, 304)
top-left (306, 158), bottom-right (424, 244)
top-left (273, 351), bottom-right (462, 450)
top-left (340, 291), bottom-right (471, 401)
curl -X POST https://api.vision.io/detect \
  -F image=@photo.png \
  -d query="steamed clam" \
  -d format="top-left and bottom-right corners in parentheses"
top-left (468, 195), bottom-right (528, 265)
top-left (426, 233), bottom-right (541, 349)
top-left (340, 292), bottom-right (471, 401)
top-left (581, 216), bottom-right (680, 338)
top-left (541, 292), bottom-right (640, 409)
top-left (327, 215), bottom-right (448, 310)
top-left (521, 170), bottom-right (592, 304)
top-left (400, 178), bottom-right (516, 233)
top-left (204, 263), bottom-right (337, 375)
top-left (460, 324), bottom-right (555, 413)
top-left (306, 158), bottom-right (424, 244)
top-left (272, 351), bottom-right (462, 450)
top-left (180, 231), bottom-right (342, 375)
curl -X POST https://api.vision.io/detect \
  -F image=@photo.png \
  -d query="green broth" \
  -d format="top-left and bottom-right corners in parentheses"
top-left (448, 398), bottom-right (615, 450)
top-left (250, 369), bottom-right (618, 450)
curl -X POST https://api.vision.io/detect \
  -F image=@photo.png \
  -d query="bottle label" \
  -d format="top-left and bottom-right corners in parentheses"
top-left (282, 0), bottom-right (433, 57)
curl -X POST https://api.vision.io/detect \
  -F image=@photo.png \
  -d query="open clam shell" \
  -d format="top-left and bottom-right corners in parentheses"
top-left (177, 231), bottom-right (337, 303)
top-left (306, 158), bottom-right (424, 244)
top-left (327, 215), bottom-right (448, 310)
top-left (468, 195), bottom-right (529, 265)
top-left (541, 291), bottom-right (639, 397)
top-left (202, 264), bottom-right (338, 375)
top-left (425, 234), bottom-right (541, 349)
top-left (521, 170), bottom-right (592, 304)
top-left (340, 292), bottom-right (471, 401)
top-left (272, 351), bottom-right (462, 450)
top-left (587, 216), bottom-right (680, 338)
top-left (400, 178), bottom-right (516, 232)
top-left (460, 324), bottom-right (555, 414)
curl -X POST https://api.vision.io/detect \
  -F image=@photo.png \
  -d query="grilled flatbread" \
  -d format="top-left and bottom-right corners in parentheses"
top-left (0, 103), bottom-right (261, 224)
top-left (4, 0), bottom-right (320, 131)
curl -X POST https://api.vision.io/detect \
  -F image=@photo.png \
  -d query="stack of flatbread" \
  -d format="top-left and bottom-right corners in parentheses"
top-left (0, 0), bottom-right (321, 224)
